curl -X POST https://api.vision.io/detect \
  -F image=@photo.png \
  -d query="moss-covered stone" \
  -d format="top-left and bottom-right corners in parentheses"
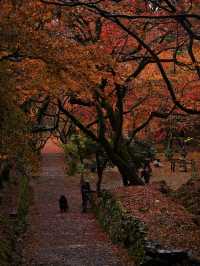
top-left (92, 190), bottom-right (147, 265)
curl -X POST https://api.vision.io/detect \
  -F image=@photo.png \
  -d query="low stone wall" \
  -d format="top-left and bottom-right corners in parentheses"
top-left (92, 190), bottom-right (200, 266)
top-left (92, 190), bottom-right (147, 265)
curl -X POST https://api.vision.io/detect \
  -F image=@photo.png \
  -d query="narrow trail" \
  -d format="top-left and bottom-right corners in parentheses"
top-left (22, 152), bottom-right (126, 266)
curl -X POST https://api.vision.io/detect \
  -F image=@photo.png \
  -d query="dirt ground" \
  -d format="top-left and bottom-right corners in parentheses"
top-left (87, 151), bottom-right (200, 191)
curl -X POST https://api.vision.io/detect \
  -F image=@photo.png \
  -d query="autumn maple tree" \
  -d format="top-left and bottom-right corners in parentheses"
top-left (49, 0), bottom-right (200, 185)
top-left (0, 59), bottom-right (38, 185)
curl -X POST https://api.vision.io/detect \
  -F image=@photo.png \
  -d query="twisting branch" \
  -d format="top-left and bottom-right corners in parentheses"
top-left (40, 0), bottom-right (200, 114)
top-left (111, 18), bottom-right (200, 114)
top-left (128, 105), bottom-right (176, 144)
top-left (57, 98), bottom-right (99, 142)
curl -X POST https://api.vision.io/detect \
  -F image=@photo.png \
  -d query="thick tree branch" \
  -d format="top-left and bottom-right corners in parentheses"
top-left (58, 99), bottom-right (99, 142)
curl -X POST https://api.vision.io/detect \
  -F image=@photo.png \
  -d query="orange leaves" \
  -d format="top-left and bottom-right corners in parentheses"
top-left (1, 0), bottom-right (200, 146)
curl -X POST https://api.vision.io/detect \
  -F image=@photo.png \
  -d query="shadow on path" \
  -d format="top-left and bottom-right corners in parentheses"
top-left (22, 152), bottom-right (125, 266)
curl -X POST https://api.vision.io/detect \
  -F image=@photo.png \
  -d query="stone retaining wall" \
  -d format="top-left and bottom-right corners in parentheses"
top-left (92, 190), bottom-right (200, 266)
top-left (92, 190), bottom-right (147, 265)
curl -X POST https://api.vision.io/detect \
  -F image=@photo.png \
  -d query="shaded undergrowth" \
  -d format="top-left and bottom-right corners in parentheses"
top-left (0, 175), bottom-right (29, 266)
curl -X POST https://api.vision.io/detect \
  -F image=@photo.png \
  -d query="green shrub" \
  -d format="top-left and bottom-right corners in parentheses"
top-left (128, 140), bottom-right (156, 169)
top-left (93, 190), bottom-right (147, 265)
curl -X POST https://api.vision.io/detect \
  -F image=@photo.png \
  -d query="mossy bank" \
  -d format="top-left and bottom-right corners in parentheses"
top-left (92, 189), bottom-right (200, 266)
top-left (92, 190), bottom-right (147, 265)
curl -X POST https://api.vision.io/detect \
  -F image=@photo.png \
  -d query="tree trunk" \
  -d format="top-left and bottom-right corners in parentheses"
top-left (96, 167), bottom-right (103, 195)
top-left (103, 144), bottom-right (144, 186)
top-left (116, 160), bottom-right (144, 186)
top-left (96, 151), bottom-right (107, 195)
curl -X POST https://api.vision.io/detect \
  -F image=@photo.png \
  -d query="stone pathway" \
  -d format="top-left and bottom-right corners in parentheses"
top-left (22, 152), bottom-right (127, 266)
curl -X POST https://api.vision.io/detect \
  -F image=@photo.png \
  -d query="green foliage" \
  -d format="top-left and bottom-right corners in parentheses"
top-left (93, 190), bottom-right (147, 265)
top-left (164, 34), bottom-right (176, 42)
top-left (63, 135), bottom-right (156, 178)
top-left (176, 50), bottom-right (183, 55)
top-left (63, 134), bottom-right (97, 159)
top-left (62, 133), bottom-right (98, 175)
top-left (67, 161), bottom-right (78, 176)
top-left (128, 140), bottom-right (156, 168)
